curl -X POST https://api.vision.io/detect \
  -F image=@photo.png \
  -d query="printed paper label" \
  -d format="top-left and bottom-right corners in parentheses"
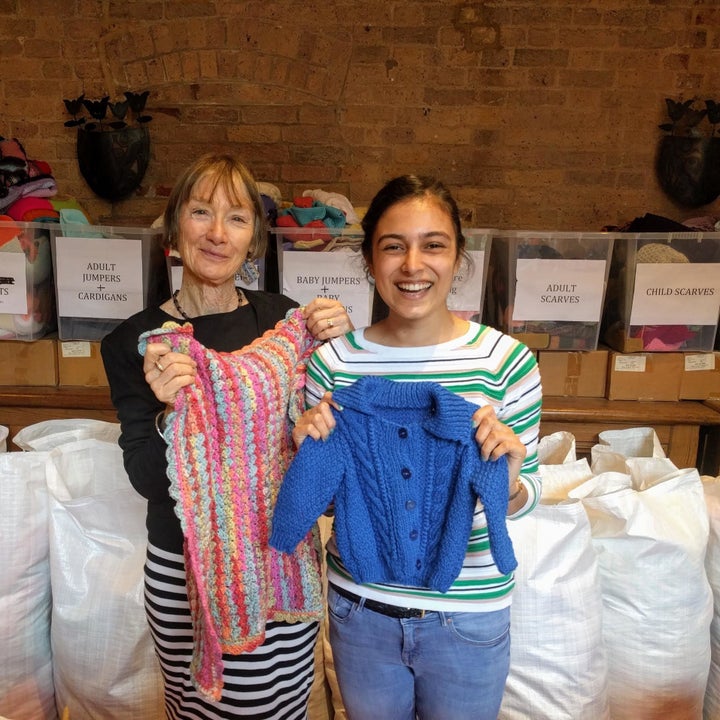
top-left (0, 252), bottom-right (29, 314)
top-left (282, 249), bottom-right (372, 327)
top-left (513, 258), bottom-right (607, 322)
top-left (630, 263), bottom-right (719, 325)
top-left (614, 355), bottom-right (647, 372)
top-left (55, 236), bottom-right (144, 319)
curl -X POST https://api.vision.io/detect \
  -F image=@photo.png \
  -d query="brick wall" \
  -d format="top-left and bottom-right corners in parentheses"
top-left (1, 0), bottom-right (718, 229)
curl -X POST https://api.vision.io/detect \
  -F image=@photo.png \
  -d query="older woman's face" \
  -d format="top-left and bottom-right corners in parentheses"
top-left (176, 176), bottom-right (256, 287)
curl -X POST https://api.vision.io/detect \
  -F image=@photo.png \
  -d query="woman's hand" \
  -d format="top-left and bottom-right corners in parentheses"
top-left (292, 392), bottom-right (340, 448)
top-left (142, 342), bottom-right (197, 407)
top-left (471, 405), bottom-right (527, 488)
top-left (303, 298), bottom-right (354, 341)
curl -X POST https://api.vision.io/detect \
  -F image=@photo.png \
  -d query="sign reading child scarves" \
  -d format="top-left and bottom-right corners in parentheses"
top-left (54, 235), bottom-right (144, 319)
top-left (629, 263), bottom-right (720, 325)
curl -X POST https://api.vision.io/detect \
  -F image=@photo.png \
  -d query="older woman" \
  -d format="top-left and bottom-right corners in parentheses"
top-left (101, 152), bottom-right (350, 719)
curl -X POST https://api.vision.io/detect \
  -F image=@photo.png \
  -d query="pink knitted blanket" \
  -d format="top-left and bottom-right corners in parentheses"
top-left (139, 308), bottom-right (323, 702)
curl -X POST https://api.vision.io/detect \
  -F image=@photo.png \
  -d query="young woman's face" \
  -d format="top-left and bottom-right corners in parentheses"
top-left (177, 176), bottom-right (256, 286)
top-left (367, 197), bottom-right (460, 324)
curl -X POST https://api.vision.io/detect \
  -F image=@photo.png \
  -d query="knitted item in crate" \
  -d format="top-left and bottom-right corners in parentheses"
top-left (138, 307), bottom-right (323, 702)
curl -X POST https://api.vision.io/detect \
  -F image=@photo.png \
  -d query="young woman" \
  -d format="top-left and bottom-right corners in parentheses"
top-left (101, 152), bottom-right (350, 719)
top-left (291, 174), bottom-right (543, 720)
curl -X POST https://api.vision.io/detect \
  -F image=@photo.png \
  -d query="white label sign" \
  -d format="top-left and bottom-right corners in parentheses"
top-left (513, 258), bottom-right (607, 322)
top-left (55, 235), bottom-right (144, 319)
top-left (282, 249), bottom-right (371, 327)
top-left (0, 252), bottom-right (29, 314)
top-left (630, 263), bottom-right (720, 325)
top-left (448, 249), bottom-right (485, 315)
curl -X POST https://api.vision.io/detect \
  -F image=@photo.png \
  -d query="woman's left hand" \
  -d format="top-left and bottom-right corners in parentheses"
top-left (303, 297), bottom-right (354, 340)
top-left (471, 405), bottom-right (527, 484)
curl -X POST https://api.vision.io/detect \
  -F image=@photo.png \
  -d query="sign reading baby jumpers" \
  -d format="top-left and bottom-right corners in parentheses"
top-left (54, 235), bottom-right (144, 319)
top-left (0, 252), bottom-right (28, 314)
top-left (630, 263), bottom-right (720, 325)
top-left (513, 258), bottom-right (608, 322)
top-left (282, 249), bottom-right (372, 327)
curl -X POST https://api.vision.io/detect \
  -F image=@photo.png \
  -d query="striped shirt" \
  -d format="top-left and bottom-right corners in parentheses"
top-left (305, 321), bottom-right (542, 613)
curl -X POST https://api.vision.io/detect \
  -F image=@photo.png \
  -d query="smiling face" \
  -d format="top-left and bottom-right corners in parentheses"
top-left (176, 176), bottom-right (256, 287)
top-left (367, 196), bottom-right (461, 329)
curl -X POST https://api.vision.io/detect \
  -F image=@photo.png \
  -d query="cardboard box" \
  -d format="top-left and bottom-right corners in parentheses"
top-left (0, 337), bottom-right (58, 386)
top-left (679, 352), bottom-right (720, 400)
top-left (57, 340), bottom-right (108, 386)
top-left (606, 351), bottom-right (683, 401)
top-left (538, 348), bottom-right (609, 397)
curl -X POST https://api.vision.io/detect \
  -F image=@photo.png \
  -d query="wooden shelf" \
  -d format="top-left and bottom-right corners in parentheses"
top-left (1, 388), bottom-right (720, 472)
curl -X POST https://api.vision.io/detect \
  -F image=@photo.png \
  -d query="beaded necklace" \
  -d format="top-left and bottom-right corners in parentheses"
top-left (172, 287), bottom-right (245, 321)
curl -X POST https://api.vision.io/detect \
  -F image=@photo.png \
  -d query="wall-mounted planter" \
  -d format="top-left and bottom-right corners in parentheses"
top-left (655, 135), bottom-right (720, 208)
top-left (76, 126), bottom-right (150, 201)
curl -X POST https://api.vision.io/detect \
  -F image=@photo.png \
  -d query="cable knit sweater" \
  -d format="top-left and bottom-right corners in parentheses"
top-left (137, 308), bottom-right (323, 702)
top-left (270, 376), bottom-right (516, 592)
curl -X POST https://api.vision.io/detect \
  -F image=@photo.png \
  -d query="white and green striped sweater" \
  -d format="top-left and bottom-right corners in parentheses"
top-left (305, 321), bottom-right (543, 612)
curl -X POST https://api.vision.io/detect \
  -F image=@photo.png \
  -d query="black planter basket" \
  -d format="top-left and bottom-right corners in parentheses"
top-left (655, 135), bottom-right (720, 208)
top-left (76, 126), bottom-right (150, 201)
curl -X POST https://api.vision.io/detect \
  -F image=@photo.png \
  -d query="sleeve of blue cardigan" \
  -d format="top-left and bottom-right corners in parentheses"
top-left (269, 434), bottom-right (343, 554)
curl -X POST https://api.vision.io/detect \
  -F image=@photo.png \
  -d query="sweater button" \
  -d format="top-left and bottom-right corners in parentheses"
top-left (405, 499), bottom-right (416, 510)
top-left (409, 529), bottom-right (418, 540)
top-left (401, 467), bottom-right (412, 479)
top-left (398, 427), bottom-right (408, 439)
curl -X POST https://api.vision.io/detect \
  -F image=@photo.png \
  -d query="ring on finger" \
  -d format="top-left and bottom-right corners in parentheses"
top-left (155, 360), bottom-right (164, 372)
top-left (326, 318), bottom-right (334, 328)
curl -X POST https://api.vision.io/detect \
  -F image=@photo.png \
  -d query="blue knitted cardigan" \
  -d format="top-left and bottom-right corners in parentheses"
top-left (270, 376), bottom-right (516, 592)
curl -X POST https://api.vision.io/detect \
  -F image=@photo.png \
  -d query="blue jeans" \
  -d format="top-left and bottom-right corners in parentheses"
top-left (327, 586), bottom-right (511, 720)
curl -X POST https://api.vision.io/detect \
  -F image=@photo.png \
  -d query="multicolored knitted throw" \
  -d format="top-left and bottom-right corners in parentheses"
top-left (137, 308), bottom-right (323, 702)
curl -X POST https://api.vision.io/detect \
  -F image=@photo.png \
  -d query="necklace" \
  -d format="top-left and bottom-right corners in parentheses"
top-left (172, 287), bottom-right (245, 321)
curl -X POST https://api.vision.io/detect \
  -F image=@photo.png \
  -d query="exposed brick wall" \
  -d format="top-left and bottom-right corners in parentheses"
top-left (1, 0), bottom-right (718, 229)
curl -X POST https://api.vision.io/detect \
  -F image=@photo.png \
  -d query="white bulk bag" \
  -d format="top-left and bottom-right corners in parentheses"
top-left (536, 430), bottom-right (577, 465)
top-left (13, 418), bottom-right (120, 452)
top-left (500, 499), bottom-right (610, 720)
top-left (571, 467), bottom-right (712, 720)
top-left (0, 425), bottom-right (8, 452)
top-left (0, 450), bottom-right (57, 720)
top-left (45, 438), bottom-right (163, 719)
top-left (704, 476), bottom-right (720, 720)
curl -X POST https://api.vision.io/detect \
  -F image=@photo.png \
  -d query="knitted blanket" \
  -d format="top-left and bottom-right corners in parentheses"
top-left (138, 308), bottom-right (323, 702)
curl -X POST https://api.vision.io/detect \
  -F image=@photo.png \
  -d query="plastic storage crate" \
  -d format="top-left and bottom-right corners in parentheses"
top-left (0, 219), bottom-right (57, 340)
top-left (271, 226), bottom-right (372, 327)
top-left (486, 230), bottom-right (616, 350)
top-left (51, 223), bottom-right (168, 341)
top-left (602, 231), bottom-right (720, 352)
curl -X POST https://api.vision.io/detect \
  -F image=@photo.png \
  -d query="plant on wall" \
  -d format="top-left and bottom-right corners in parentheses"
top-left (62, 91), bottom-right (152, 201)
top-left (655, 97), bottom-right (720, 208)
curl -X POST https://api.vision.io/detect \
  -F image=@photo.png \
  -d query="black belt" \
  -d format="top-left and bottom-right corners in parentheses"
top-left (329, 583), bottom-right (428, 619)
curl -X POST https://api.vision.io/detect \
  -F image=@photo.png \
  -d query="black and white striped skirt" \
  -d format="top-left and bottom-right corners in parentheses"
top-left (144, 543), bottom-right (319, 719)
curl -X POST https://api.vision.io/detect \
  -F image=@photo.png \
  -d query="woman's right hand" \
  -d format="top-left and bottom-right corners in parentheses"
top-left (292, 391), bottom-right (340, 448)
top-left (142, 342), bottom-right (197, 406)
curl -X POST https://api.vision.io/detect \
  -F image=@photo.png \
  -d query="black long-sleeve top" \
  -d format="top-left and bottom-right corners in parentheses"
top-left (100, 290), bottom-right (297, 553)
